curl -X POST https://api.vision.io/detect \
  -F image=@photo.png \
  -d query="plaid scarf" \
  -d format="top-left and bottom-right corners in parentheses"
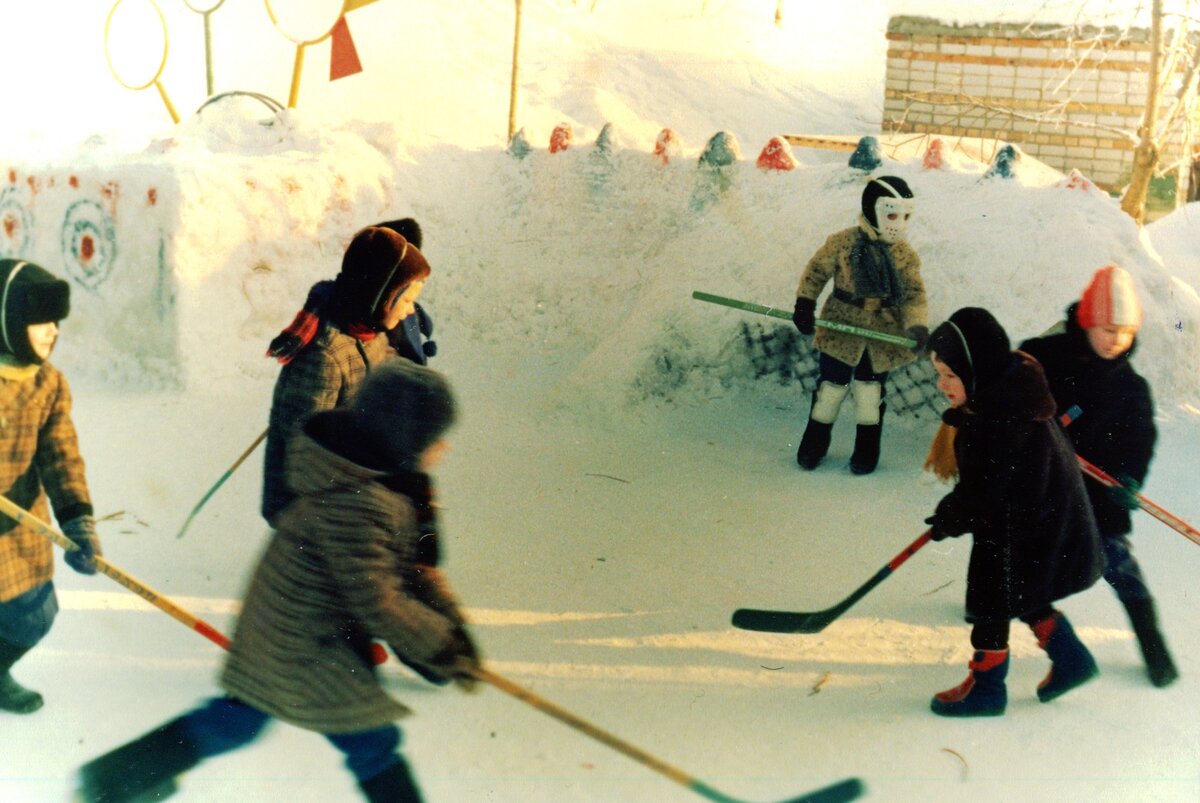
top-left (266, 280), bottom-right (377, 364)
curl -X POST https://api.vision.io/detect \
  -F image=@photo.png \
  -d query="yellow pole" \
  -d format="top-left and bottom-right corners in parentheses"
top-left (508, 0), bottom-right (523, 141)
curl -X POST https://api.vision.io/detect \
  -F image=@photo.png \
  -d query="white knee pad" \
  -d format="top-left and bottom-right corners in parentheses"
top-left (854, 381), bottom-right (883, 425)
top-left (811, 381), bottom-right (850, 424)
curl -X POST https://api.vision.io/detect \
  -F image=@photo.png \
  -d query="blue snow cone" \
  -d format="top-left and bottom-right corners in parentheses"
top-left (848, 136), bottom-right (882, 171)
top-left (985, 144), bottom-right (1020, 179)
top-left (507, 128), bottom-right (532, 160)
top-left (698, 131), bottom-right (741, 169)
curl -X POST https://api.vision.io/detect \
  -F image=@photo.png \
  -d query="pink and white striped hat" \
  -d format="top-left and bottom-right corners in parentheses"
top-left (1076, 264), bottom-right (1143, 329)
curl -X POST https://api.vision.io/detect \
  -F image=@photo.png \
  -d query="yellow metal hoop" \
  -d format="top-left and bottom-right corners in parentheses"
top-left (263, 0), bottom-right (348, 108)
top-left (104, 0), bottom-right (179, 123)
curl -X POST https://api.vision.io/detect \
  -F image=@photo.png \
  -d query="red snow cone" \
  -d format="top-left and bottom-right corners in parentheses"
top-left (549, 123), bottom-right (573, 153)
top-left (653, 128), bottom-right (681, 164)
top-left (922, 138), bottom-right (945, 170)
top-left (756, 136), bottom-right (797, 170)
top-left (1059, 168), bottom-right (1096, 192)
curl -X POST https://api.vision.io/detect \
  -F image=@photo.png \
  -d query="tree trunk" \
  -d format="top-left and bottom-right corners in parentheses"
top-left (1120, 0), bottom-right (1164, 224)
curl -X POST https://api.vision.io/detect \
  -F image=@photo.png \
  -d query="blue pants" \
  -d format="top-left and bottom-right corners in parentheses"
top-left (180, 696), bottom-right (404, 784)
top-left (1102, 534), bottom-right (1152, 603)
top-left (818, 352), bottom-right (888, 389)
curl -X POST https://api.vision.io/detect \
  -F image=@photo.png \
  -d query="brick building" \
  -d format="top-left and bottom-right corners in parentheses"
top-left (882, 15), bottom-right (1199, 193)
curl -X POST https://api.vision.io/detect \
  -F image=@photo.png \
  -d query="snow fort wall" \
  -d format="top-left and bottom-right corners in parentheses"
top-left (0, 112), bottom-right (400, 389)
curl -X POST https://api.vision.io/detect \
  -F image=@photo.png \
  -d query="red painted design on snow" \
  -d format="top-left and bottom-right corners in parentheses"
top-left (246, 179), bottom-right (257, 190)
top-left (147, 187), bottom-right (157, 206)
top-left (100, 181), bottom-right (120, 220)
top-left (756, 136), bottom-right (797, 170)
top-left (653, 128), bottom-right (680, 164)
top-left (26, 175), bottom-right (39, 196)
top-left (282, 177), bottom-right (300, 194)
top-left (922, 138), bottom-right (945, 170)
top-left (7, 170), bottom-right (15, 185)
top-left (69, 176), bottom-right (80, 188)
top-left (549, 123), bottom-right (573, 153)
top-left (80, 235), bottom-right (95, 264)
top-left (3, 215), bottom-right (17, 239)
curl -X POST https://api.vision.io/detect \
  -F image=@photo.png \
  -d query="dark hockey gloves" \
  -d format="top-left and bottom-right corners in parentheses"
top-left (1107, 474), bottom-right (1142, 511)
top-left (906, 325), bottom-right (929, 353)
top-left (62, 515), bottom-right (101, 575)
top-left (792, 297), bottom-right (816, 335)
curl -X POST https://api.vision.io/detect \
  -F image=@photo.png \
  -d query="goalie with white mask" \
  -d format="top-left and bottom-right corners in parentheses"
top-left (791, 175), bottom-right (929, 475)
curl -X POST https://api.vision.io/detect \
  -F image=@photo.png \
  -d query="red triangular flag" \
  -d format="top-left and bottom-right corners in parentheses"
top-left (330, 16), bottom-right (363, 81)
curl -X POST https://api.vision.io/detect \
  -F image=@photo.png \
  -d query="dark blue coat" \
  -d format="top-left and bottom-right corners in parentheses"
top-left (1020, 304), bottom-right (1156, 537)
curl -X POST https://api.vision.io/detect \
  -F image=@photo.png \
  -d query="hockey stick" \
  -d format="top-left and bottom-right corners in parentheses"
top-left (474, 667), bottom-right (864, 803)
top-left (692, 291), bottom-right (918, 348)
top-left (1056, 406), bottom-right (1200, 546)
top-left (0, 495), bottom-right (231, 650)
top-left (732, 530), bottom-right (933, 634)
top-left (1074, 455), bottom-right (1200, 547)
top-left (176, 428), bottom-right (267, 539)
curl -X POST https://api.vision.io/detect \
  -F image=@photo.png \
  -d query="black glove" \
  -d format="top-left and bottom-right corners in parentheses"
top-left (62, 515), bottom-right (101, 575)
top-left (924, 515), bottom-right (961, 542)
top-left (906, 325), bottom-right (929, 353)
top-left (792, 297), bottom-right (816, 335)
top-left (1107, 474), bottom-right (1142, 511)
top-left (426, 626), bottom-right (481, 691)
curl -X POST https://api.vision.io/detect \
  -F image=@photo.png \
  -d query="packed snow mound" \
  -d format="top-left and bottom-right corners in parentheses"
top-left (413, 140), bottom-right (1200, 414)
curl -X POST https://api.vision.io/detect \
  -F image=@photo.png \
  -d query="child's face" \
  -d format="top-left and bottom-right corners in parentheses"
top-left (27, 322), bottom-right (58, 361)
top-left (381, 280), bottom-right (426, 330)
top-left (930, 352), bottom-right (967, 407)
top-left (419, 438), bottom-right (450, 471)
top-left (1086, 324), bottom-right (1136, 360)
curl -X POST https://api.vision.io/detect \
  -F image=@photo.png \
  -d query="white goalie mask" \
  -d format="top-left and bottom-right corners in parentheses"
top-left (873, 192), bottom-right (914, 244)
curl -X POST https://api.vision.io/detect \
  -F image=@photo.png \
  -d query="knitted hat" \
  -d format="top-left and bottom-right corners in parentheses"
top-left (1076, 264), bottom-right (1142, 329)
top-left (927, 307), bottom-right (1011, 401)
top-left (317, 360), bottom-right (457, 472)
top-left (861, 175), bottom-right (914, 231)
top-left (0, 259), bottom-right (70, 365)
top-left (327, 226), bottom-right (431, 330)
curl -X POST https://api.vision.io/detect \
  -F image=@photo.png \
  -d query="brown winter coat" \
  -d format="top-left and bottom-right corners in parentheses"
top-left (223, 427), bottom-right (463, 734)
top-left (795, 221), bottom-right (927, 372)
top-left (0, 364), bottom-right (91, 602)
top-left (262, 326), bottom-right (394, 524)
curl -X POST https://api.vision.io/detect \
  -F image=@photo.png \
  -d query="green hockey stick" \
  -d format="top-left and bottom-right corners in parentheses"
top-left (692, 291), bottom-right (917, 348)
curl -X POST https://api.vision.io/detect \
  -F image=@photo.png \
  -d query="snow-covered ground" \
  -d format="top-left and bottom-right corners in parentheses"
top-left (4, 1), bottom-right (1200, 802)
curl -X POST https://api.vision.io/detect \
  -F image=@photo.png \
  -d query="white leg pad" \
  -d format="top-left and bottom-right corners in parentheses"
top-left (811, 381), bottom-right (850, 424)
top-left (854, 381), bottom-right (883, 425)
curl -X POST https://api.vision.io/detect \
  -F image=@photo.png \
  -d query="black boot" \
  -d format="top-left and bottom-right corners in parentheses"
top-left (849, 402), bottom-right (886, 475)
top-left (358, 758), bottom-right (425, 803)
top-left (1124, 597), bottom-right (1179, 687)
top-left (0, 637), bottom-right (43, 714)
top-left (796, 419), bottom-right (832, 470)
top-left (78, 717), bottom-right (200, 803)
top-left (796, 382), bottom-right (847, 470)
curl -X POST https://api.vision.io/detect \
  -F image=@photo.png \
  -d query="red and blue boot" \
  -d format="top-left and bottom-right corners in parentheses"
top-left (1033, 612), bottom-right (1098, 702)
top-left (930, 649), bottom-right (1008, 717)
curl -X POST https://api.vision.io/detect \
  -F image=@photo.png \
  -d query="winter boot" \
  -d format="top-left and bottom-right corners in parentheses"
top-left (930, 649), bottom-right (1008, 717)
top-left (1123, 597), bottom-right (1179, 688)
top-left (1032, 612), bottom-right (1098, 702)
top-left (796, 382), bottom-right (848, 470)
top-left (358, 758), bottom-right (425, 803)
top-left (78, 717), bottom-right (200, 803)
top-left (849, 382), bottom-right (884, 475)
top-left (0, 637), bottom-right (43, 714)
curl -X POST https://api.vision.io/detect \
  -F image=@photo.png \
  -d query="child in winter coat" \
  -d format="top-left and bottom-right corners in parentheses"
top-left (263, 222), bottom-right (431, 526)
top-left (1020, 265), bottom-right (1177, 687)
top-left (79, 360), bottom-right (480, 803)
top-left (923, 307), bottom-right (1104, 717)
top-left (792, 175), bottom-right (928, 474)
top-left (0, 259), bottom-right (101, 715)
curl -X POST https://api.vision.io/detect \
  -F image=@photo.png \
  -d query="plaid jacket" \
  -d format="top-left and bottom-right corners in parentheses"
top-left (261, 325), bottom-right (394, 524)
top-left (0, 363), bottom-right (92, 602)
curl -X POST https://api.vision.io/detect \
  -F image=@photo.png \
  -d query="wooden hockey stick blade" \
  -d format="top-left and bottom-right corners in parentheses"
top-left (732, 531), bottom-right (932, 634)
top-left (476, 668), bottom-right (865, 803)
